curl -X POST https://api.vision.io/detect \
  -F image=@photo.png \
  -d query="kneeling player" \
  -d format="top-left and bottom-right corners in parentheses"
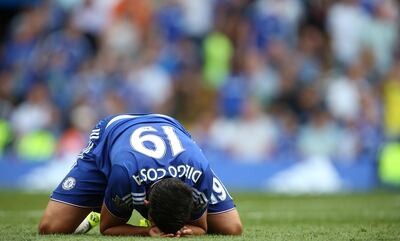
top-left (38, 114), bottom-right (242, 237)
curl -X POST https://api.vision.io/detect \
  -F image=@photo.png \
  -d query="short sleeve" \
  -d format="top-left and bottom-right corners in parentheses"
top-left (104, 165), bottom-right (133, 219)
top-left (190, 165), bottom-right (213, 220)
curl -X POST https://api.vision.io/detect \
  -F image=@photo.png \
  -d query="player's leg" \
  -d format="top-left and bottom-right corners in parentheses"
top-left (39, 200), bottom-right (92, 234)
top-left (38, 158), bottom-right (106, 234)
top-left (207, 208), bottom-right (242, 235)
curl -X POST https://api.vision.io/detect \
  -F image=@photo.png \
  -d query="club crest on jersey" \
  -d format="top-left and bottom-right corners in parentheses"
top-left (62, 177), bottom-right (76, 190)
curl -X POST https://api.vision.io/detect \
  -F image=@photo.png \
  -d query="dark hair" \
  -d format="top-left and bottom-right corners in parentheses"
top-left (148, 178), bottom-right (194, 234)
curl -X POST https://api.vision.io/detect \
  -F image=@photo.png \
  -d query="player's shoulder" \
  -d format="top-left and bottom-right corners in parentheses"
top-left (102, 113), bottom-right (181, 129)
top-left (103, 114), bottom-right (140, 129)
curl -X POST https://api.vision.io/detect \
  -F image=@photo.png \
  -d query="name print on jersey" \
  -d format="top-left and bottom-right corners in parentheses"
top-left (132, 165), bottom-right (203, 185)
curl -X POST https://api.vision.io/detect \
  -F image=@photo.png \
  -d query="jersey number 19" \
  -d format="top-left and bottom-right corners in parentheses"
top-left (130, 126), bottom-right (185, 159)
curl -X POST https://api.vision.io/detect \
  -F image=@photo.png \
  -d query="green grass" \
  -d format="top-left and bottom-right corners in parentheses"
top-left (0, 191), bottom-right (399, 240)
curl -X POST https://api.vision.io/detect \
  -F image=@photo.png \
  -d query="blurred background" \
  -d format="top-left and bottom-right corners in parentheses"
top-left (0, 0), bottom-right (399, 193)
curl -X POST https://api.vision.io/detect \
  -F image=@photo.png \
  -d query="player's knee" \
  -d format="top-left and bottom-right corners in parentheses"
top-left (99, 222), bottom-right (110, 236)
top-left (38, 219), bottom-right (53, 234)
top-left (38, 219), bottom-right (71, 234)
top-left (100, 225), bottom-right (112, 236)
top-left (99, 226), bottom-right (106, 235)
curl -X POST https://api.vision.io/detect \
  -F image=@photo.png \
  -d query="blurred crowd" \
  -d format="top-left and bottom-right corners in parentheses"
top-left (0, 0), bottom-right (399, 164)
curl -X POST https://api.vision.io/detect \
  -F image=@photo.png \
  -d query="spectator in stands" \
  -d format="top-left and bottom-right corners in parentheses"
top-left (10, 84), bottom-right (58, 161)
top-left (209, 97), bottom-right (278, 162)
top-left (325, 63), bottom-right (363, 123)
top-left (298, 108), bottom-right (339, 159)
top-left (72, 0), bottom-right (115, 52)
top-left (360, 0), bottom-right (399, 75)
top-left (327, 0), bottom-right (367, 67)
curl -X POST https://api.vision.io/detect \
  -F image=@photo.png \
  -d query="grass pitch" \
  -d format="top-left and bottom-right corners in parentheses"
top-left (0, 191), bottom-right (399, 241)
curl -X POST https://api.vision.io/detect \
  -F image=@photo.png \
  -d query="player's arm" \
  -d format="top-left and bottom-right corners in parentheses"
top-left (178, 166), bottom-right (212, 236)
top-left (100, 203), bottom-right (151, 236)
top-left (179, 162), bottom-right (216, 236)
top-left (100, 165), bottom-right (151, 236)
top-left (179, 210), bottom-right (208, 236)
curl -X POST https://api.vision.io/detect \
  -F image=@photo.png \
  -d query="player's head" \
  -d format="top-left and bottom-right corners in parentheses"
top-left (148, 178), bottom-right (193, 234)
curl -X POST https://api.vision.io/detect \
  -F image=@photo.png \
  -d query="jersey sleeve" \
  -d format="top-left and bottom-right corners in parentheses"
top-left (191, 165), bottom-right (214, 220)
top-left (104, 165), bottom-right (133, 220)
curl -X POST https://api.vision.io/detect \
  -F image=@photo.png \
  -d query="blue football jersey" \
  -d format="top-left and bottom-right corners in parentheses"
top-left (79, 114), bottom-right (216, 220)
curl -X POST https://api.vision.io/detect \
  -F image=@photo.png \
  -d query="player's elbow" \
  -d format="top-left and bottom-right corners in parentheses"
top-left (216, 221), bottom-right (242, 236)
top-left (226, 222), bottom-right (243, 235)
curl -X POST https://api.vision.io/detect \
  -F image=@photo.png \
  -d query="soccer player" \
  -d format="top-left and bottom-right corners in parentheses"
top-left (38, 114), bottom-right (242, 237)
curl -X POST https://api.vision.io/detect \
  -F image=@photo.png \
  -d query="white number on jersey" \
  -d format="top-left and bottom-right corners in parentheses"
top-left (130, 126), bottom-right (185, 159)
top-left (210, 177), bottom-right (227, 203)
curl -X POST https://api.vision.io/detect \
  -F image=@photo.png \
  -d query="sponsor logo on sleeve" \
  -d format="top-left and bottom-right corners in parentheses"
top-left (192, 188), bottom-right (208, 212)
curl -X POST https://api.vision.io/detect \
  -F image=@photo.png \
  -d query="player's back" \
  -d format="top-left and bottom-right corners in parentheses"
top-left (95, 114), bottom-right (209, 187)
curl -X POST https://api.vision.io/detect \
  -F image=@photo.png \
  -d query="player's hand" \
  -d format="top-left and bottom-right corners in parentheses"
top-left (148, 226), bottom-right (175, 238)
top-left (149, 226), bottom-right (163, 237)
top-left (175, 226), bottom-right (193, 237)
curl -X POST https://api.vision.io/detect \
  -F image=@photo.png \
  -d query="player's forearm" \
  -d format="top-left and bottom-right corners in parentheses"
top-left (100, 224), bottom-right (150, 236)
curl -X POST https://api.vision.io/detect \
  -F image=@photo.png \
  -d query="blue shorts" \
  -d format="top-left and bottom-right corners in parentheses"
top-left (51, 158), bottom-right (106, 208)
top-left (51, 159), bottom-right (235, 215)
